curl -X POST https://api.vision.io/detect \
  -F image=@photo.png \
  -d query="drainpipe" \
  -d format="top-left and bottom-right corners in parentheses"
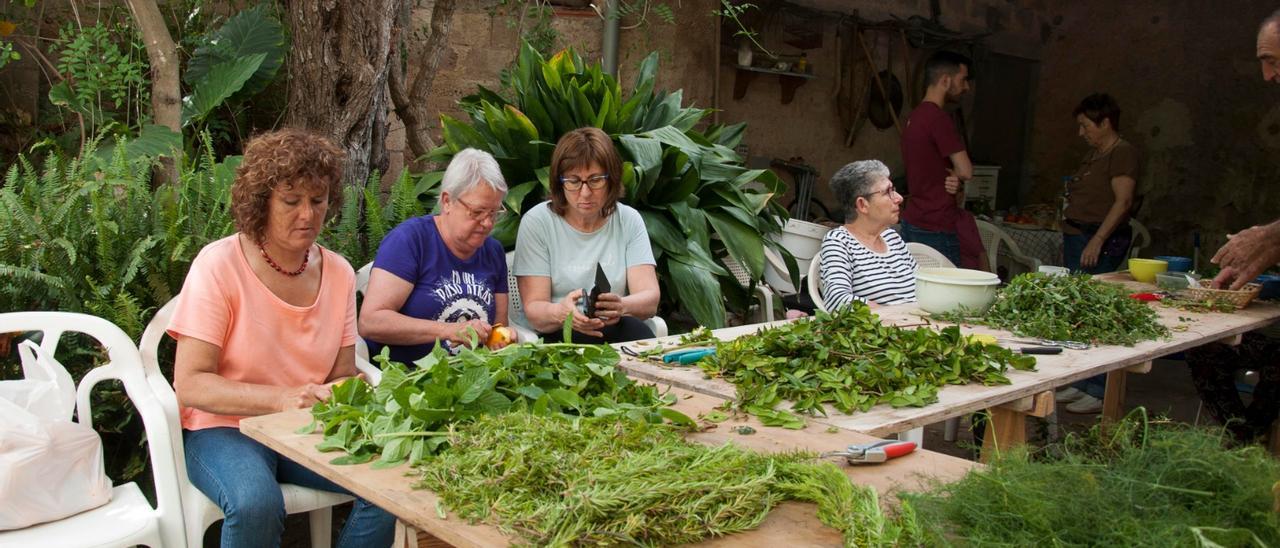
top-left (602, 0), bottom-right (620, 76)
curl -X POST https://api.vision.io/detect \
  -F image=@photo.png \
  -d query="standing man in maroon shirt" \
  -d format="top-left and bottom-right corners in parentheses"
top-left (899, 51), bottom-right (975, 265)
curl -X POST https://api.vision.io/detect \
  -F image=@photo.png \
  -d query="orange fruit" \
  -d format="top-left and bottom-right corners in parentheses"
top-left (486, 324), bottom-right (514, 349)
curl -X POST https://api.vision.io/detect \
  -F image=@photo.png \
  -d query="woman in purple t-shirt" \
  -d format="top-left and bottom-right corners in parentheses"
top-left (359, 149), bottom-right (512, 364)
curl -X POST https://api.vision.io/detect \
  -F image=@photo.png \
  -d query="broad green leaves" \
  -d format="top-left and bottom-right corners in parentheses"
top-left (427, 41), bottom-right (790, 328)
top-left (307, 341), bottom-right (691, 467)
top-left (181, 6), bottom-right (286, 126)
top-left (703, 305), bottom-right (1038, 427)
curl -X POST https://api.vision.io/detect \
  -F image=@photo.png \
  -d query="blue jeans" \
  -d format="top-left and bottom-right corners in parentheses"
top-left (1062, 233), bottom-right (1129, 275)
top-left (899, 220), bottom-right (962, 266)
top-left (184, 427), bottom-right (395, 548)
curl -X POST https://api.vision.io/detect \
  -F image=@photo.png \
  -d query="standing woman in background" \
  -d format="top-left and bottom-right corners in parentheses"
top-left (1057, 93), bottom-right (1140, 414)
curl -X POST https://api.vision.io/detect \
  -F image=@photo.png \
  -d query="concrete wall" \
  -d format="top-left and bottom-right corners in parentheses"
top-left (1025, 1), bottom-right (1280, 259)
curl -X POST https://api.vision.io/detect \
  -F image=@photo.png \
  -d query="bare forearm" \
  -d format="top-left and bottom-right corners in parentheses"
top-left (359, 309), bottom-right (453, 345)
top-left (620, 289), bottom-right (659, 319)
top-left (524, 300), bottom-right (572, 333)
top-left (175, 372), bottom-right (291, 417)
top-left (1094, 199), bottom-right (1132, 242)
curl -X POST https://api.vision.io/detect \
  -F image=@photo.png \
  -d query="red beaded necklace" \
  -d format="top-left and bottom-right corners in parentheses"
top-left (258, 243), bottom-right (309, 276)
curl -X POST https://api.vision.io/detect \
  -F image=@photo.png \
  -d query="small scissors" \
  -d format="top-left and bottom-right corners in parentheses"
top-left (1006, 338), bottom-right (1089, 350)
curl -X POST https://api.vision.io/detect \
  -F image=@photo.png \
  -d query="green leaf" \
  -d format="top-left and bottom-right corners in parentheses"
top-left (707, 209), bottom-right (765, 281)
top-left (182, 53), bottom-right (267, 126)
top-left (184, 5), bottom-right (286, 98)
top-left (667, 258), bottom-right (726, 328)
top-left (456, 367), bottom-right (491, 404)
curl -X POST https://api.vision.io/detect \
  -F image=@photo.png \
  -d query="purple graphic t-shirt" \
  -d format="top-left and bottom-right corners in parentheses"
top-left (366, 215), bottom-right (507, 363)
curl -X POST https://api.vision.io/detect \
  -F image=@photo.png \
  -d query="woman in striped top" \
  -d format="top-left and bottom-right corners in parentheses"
top-left (818, 160), bottom-right (918, 308)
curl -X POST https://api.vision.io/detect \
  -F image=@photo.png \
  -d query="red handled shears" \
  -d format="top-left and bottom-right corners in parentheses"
top-left (822, 439), bottom-right (917, 464)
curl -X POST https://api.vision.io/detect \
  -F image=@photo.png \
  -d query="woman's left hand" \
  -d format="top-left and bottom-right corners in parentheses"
top-left (1080, 236), bottom-right (1103, 268)
top-left (592, 292), bottom-right (626, 326)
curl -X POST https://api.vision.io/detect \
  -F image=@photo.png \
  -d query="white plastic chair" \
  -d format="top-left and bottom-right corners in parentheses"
top-left (976, 220), bottom-right (1042, 279)
top-left (0, 312), bottom-right (186, 548)
top-left (353, 262), bottom-right (383, 384)
top-left (723, 255), bottom-right (776, 323)
top-left (806, 256), bottom-right (827, 313)
top-left (506, 251), bottom-right (668, 339)
top-left (905, 242), bottom-right (956, 269)
top-left (141, 298), bottom-right (357, 548)
top-left (1128, 218), bottom-right (1150, 259)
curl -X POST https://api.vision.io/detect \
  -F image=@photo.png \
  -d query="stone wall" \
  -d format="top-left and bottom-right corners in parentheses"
top-left (1026, 1), bottom-right (1280, 259)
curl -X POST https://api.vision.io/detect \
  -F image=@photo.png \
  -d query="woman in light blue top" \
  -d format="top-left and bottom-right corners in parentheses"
top-left (514, 127), bottom-right (660, 343)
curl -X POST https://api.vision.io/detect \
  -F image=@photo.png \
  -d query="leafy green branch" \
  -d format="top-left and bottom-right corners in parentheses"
top-left (715, 0), bottom-right (774, 59)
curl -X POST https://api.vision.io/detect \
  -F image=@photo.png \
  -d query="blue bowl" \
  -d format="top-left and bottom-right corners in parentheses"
top-left (1154, 255), bottom-right (1192, 272)
top-left (1254, 274), bottom-right (1280, 300)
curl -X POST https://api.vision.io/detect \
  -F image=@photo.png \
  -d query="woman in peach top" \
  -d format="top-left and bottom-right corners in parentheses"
top-left (169, 129), bottom-right (393, 547)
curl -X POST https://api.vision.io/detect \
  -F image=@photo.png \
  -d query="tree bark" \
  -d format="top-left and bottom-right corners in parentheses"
top-left (283, 0), bottom-right (400, 187)
top-left (389, 0), bottom-right (458, 164)
top-left (125, 0), bottom-right (180, 184)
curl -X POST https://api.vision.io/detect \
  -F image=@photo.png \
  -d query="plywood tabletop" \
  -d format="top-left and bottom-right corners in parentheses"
top-left (617, 298), bottom-right (1280, 437)
top-left (241, 385), bottom-right (974, 548)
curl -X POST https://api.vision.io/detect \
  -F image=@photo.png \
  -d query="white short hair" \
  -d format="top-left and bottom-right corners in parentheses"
top-left (440, 148), bottom-right (507, 204)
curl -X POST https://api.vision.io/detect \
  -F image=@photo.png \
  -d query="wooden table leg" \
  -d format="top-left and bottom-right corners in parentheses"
top-left (981, 407), bottom-right (1026, 463)
top-left (1102, 369), bottom-right (1129, 425)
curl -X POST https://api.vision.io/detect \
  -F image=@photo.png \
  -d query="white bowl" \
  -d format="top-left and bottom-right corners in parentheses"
top-left (915, 267), bottom-right (1000, 314)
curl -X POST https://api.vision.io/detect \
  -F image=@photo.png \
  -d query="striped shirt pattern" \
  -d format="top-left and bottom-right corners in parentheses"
top-left (818, 227), bottom-right (918, 308)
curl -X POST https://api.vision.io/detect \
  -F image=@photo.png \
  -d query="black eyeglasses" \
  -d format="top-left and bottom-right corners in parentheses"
top-left (560, 174), bottom-right (609, 191)
top-left (862, 185), bottom-right (898, 200)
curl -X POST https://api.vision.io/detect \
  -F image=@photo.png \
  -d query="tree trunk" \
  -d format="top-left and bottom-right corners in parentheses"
top-left (283, 0), bottom-right (399, 187)
top-left (125, 0), bottom-right (180, 184)
top-left (389, 0), bottom-right (458, 164)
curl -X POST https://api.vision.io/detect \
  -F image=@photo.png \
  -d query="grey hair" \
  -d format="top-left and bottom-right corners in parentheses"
top-left (1264, 8), bottom-right (1280, 33)
top-left (440, 148), bottom-right (507, 206)
top-left (830, 159), bottom-right (890, 222)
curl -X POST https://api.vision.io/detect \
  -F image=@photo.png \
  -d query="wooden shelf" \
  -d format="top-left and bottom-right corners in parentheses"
top-left (731, 65), bottom-right (816, 105)
top-left (734, 64), bottom-right (816, 79)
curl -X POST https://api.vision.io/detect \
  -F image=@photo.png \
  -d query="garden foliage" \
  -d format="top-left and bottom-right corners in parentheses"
top-left (427, 42), bottom-right (795, 328)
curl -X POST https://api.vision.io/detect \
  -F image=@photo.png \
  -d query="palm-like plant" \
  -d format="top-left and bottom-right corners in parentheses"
top-left (427, 43), bottom-right (793, 328)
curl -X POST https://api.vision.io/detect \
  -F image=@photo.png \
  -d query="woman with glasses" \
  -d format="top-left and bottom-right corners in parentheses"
top-left (359, 148), bottom-right (513, 362)
top-left (513, 127), bottom-right (660, 343)
top-left (817, 159), bottom-right (918, 308)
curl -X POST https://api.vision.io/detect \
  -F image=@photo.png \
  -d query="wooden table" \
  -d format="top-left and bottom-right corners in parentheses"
top-left (618, 288), bottom-right (1280, 460)
top-left (241, 385), bottom-right (975, 548)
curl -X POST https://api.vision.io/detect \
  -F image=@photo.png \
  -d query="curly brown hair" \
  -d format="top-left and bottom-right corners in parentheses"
top-left (231, 128), bottom-right (345, 244)
top-left (548, 127), bottom-right (623, 218)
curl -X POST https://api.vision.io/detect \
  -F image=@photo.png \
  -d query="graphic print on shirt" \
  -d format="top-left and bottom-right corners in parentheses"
top-left (432, 270), bottom-right (494, 323)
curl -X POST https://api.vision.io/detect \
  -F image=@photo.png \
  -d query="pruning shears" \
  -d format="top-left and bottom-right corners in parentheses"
top-left (1003, 338), bottom-right (1090, 350)
top-left (822, 439), bottom-right (918, 464)
top-left (662, 347), bottom-right (716, 365)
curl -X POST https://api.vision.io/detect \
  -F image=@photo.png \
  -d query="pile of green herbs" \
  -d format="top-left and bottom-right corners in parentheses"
top-left (416, 413), bottom-right (917, 547)
top-left (934, 273), bottom-right (1170, 346)
top-left (307, 340), bottom-right (692, 467)
top-left (901, 411), bottom-right (1280, 546)
top-left (701, 305), bottom-right (1036, 428)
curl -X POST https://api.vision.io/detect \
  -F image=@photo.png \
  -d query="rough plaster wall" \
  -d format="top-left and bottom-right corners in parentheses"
top-left (1027, 0), bottom-right (1280, 258)
top-left (395, 0), bottom-right (1046, 209)
top-left (712, 0), bottom-right (1048, 215)
top-left (385, 0), bottom-right (715, 181)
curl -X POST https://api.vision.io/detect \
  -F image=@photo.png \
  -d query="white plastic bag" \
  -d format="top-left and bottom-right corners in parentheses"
top-left (0, 341), bottom-right (112, 531)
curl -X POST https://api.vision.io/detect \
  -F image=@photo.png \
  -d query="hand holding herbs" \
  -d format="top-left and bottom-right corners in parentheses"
top-left (933, 273), bottom-right (1170, 346)
top-left (702, 305), bottom-right (1036, 427)
top-left (306, 342), bottom-right (693, 467)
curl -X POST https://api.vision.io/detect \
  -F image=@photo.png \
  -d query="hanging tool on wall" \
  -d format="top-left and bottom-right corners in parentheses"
top-left (856, 28), bottom-right (903, 135)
